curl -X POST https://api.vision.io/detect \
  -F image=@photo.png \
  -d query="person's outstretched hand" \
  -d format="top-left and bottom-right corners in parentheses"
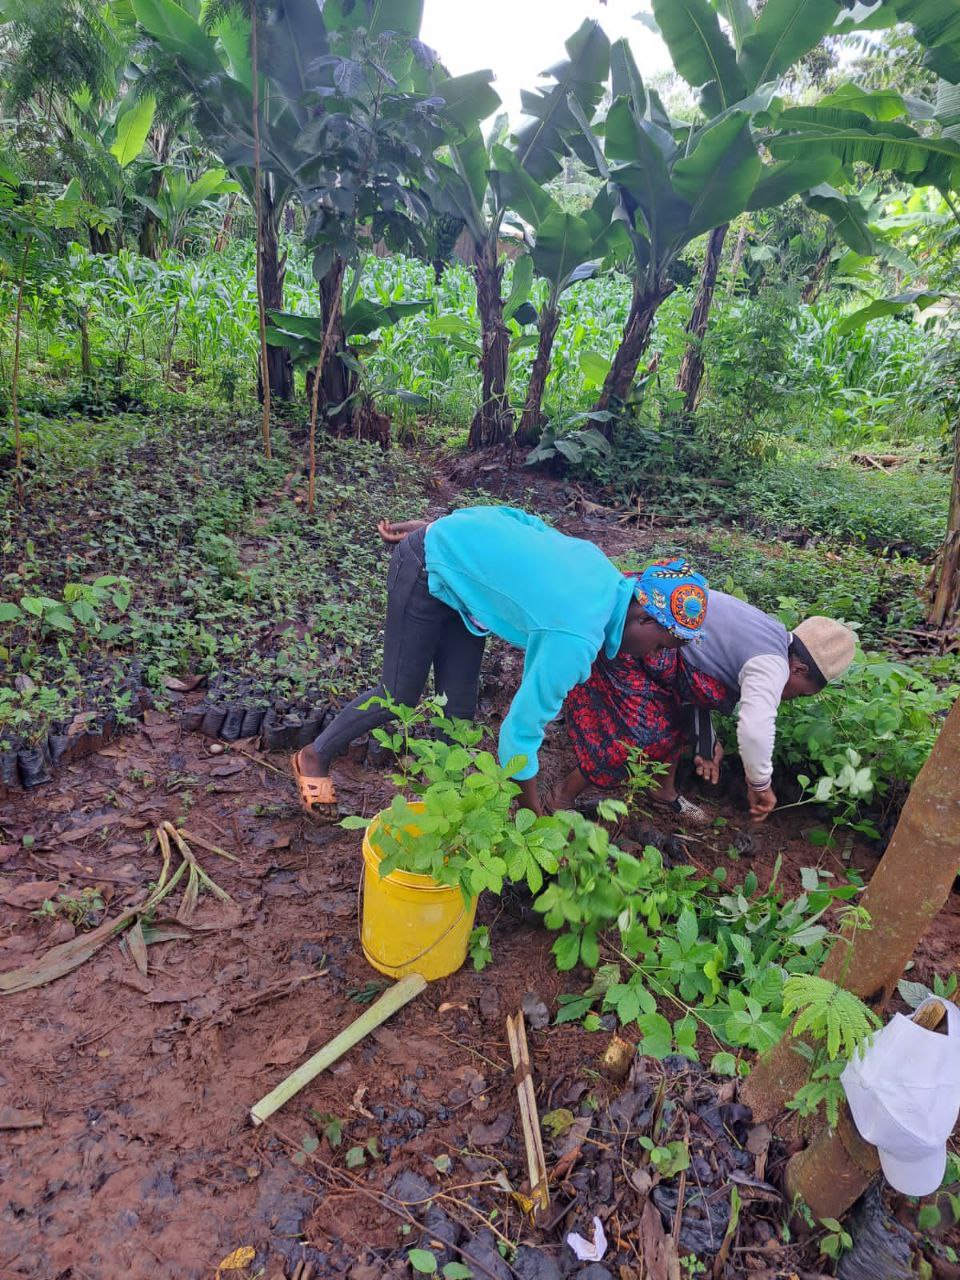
top-left (748, 784), bottom-right (777, 823)
top-left (694, 740), bottom-right (724, 786)
top-left (377, 518), bottom-right (429, 545)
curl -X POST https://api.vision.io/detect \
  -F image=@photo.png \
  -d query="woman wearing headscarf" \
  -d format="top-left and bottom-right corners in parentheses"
top-left (557, 585), bottom-right (855, 824)
top-left (290, 508), bottom-right (710, 818)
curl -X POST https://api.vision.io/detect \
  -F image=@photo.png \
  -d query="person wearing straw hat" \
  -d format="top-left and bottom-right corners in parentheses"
top-left (555, 592), bottom-right (856, 825)
top-left (680, 592), bottom-right (856, 822)
top-left (290, 507), bottom-right (709, 820)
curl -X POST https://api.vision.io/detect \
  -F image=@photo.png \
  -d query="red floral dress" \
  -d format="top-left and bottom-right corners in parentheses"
top-left (565, 646), bottom-right (733, 789)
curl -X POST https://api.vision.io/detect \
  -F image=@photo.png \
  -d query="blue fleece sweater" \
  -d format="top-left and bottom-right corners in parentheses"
top-left (423, 506), bottom-right (636, 780)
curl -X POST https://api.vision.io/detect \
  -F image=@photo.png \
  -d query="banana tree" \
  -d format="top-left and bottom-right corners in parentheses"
top-left (133, 165), bottom-right (239, 249)
top-left (265, 296), bottom-right (432, 443)
top-left (567, 31), bottom-right (841, 418)
top-left (132, 0), bottom-right (296, 400)
top-left (644, 0), bottom-right (878, 410)
top-left (490, 145), bottom-right (616, 441)
top-left (29, 84), bottom-right (159, 253)
top-left (432, 20), bottom-right (611, 447)
top-left (282, 4), bottom-right (454, 437)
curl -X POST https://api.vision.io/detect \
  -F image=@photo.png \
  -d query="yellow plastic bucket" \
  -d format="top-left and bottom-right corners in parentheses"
top-left (360, 804), bottom-right (477, 980)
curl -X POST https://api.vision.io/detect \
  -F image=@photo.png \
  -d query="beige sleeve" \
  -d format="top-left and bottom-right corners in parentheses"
top-left (736, 654), bottom-right (789, 789)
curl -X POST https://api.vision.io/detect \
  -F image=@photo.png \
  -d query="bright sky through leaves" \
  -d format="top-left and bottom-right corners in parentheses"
top-left (421, 0), bottom-right (670, 121)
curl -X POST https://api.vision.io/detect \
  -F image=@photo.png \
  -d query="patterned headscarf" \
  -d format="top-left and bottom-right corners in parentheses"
top-left (631, 558), bottom-right (708, 642)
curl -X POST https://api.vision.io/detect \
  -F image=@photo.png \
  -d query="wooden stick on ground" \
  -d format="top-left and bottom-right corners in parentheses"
top-left (506, 1009), bottom-right (550, 1213)
top-left (250, 972), bottom-right (427, 1126)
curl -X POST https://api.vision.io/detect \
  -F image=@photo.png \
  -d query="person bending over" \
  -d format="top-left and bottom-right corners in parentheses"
top-left (290, 506), bottom-right (709, 818)
top-left (554, 614), bottom-right (732, 824)
top-left (688, 592), bottom-right (854, 821)
top-left (555, 590), bottom-right (854, 825)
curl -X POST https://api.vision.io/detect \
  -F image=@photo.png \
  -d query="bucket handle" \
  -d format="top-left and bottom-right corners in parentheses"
top-left (357, 864), bottom-right (470, 976)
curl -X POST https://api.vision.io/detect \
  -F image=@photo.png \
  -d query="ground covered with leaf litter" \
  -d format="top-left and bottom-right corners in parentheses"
top-left (2, 462), bottom-right (958, 1280)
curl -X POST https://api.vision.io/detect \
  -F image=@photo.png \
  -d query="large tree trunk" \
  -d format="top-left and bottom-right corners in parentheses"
top-left (468, 239), bottom-right (513, 448)
top-left (927, 416), bottom-right (960, 630)
top-left (801, 238), bottom-right (834, 305)
top-left (742, 695), bottom-right (960, 1125)
top-left (257, 190), bottom-right (294, 403)
top-left (594, 280), bottom-right (675, 420)
top-left (305, 256), bottom-right (357, 435)
top-left (676, 223), bottom-right (729, 414)
top-left (517, 300), bottom-right (561, 445)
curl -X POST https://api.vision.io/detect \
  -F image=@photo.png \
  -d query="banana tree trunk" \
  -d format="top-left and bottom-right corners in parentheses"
top-left (88, 225), bottom-right (113, 255)
top-left (927, 417), bottom-right (960, 630)
top-left (517, 299), bottom-right (561, 445)
top-left (595, 280), bottom-right (675, 421)
top-left (139, 126), bottom-right (169, 260)
top-left (214, 194), bottom-right (237, 253)
top-left (79, 307), bottom-right (92, 380)
top-left (676, 223), bottom-right (728, 414)
top-left (728, 218), bottom-right (749, 294)
top-left (138, 172), bottom-right (162, 259)
top-left (801, 238), bottom-right (834, 305)
top-left (258, 191), bottom-right (294, 403)
top-left (468, 239), bottom-right (513, 449)
top-left (306, 255), bottom-right (357, 435)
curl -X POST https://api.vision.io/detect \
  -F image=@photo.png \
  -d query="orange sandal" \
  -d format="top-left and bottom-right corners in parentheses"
top-left (291, 750), bottom-right (338, 818)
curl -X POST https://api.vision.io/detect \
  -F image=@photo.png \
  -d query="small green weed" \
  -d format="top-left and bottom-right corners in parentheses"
top-left (34, 887), bottom-right (105, 930)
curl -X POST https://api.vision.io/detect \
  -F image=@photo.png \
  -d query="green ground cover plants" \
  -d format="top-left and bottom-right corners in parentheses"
top-left (0, 410), bottom-right (428, 748)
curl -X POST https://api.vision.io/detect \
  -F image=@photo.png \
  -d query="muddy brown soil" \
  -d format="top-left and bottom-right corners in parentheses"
top-left (2, 466), bottom-right (957, 1280)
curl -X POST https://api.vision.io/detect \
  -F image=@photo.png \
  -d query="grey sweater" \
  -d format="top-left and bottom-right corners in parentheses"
top-left (685, 591), bottom-right (791, 788)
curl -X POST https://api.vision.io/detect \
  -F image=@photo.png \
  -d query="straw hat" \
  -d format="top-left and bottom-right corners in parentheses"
top-left (793, 616), bottom-right (856, 684)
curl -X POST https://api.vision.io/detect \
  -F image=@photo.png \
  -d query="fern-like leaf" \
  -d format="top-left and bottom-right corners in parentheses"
top-left (782, 974), bottom-right (881, 1061)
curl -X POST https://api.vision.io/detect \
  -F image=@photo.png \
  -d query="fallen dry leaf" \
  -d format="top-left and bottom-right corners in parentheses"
top-left (551, 1114), bottom-right (593, 1183)
top-left (145, 987), bottom-right (205, 1004)
top-left (265, 1033), bottom-right (310, 1066)
top-left (210, 760), bottom-right (246, 778)
top-left (639, 1198), bottom-right (681, 1280)
top-left (746, 1122), bottom-right (772, 1157)
top-left (183, 993), bottom-right (224, 1020)
top-left (119, 816), bottom-right (151, 831)
top-left (164, 675), bottom-right (207, 693)
top-left (453, 1065), bottom-right (486, 1096)
top-left (468, 1111), bottom-right (513, 1147)
top-left (351, 1084), bottom-right (374, 1119)
top-left (1, 880), bottom-right (61, 909)
top-left (65, 711), bottom-right (97, 737)
top-left (215, 1245), bottom-right (255, 1273)
top-left (57, 816), bottom-right (122, 843)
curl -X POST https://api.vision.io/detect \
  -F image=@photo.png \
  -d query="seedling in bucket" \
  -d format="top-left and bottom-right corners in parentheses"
top-left (341, 696), bottom-right (568, 979)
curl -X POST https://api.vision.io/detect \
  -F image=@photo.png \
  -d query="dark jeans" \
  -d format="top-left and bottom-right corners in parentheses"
top-left (312, 527), bottom-right (487, 769)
